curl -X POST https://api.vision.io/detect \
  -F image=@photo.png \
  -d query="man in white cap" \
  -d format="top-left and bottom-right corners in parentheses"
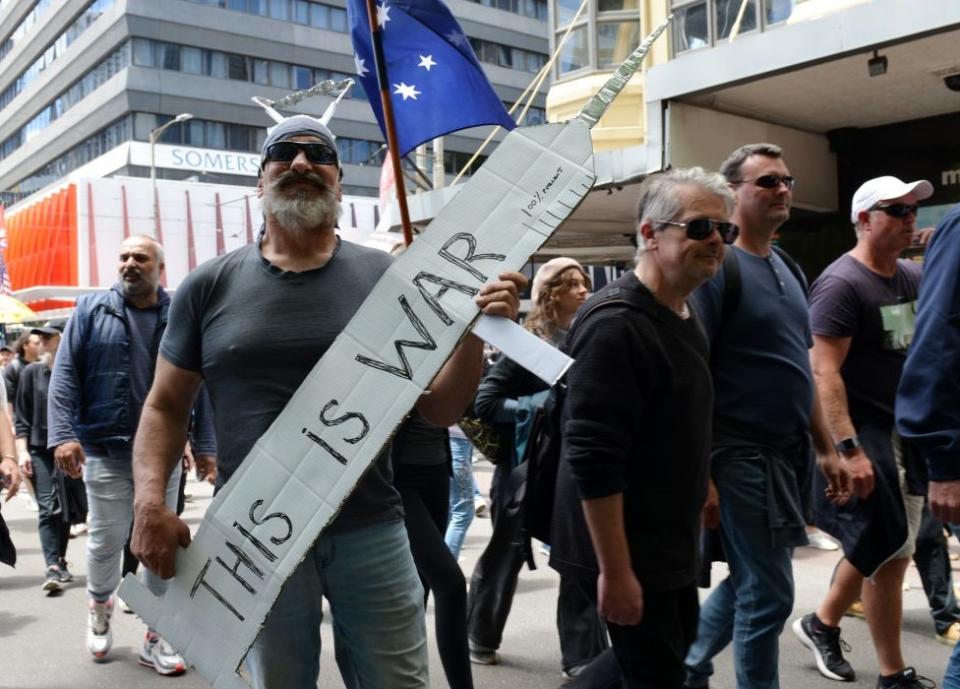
top-left (130, 114), bottom-right (525, 689)
top-left (792, 175), bottom-right (934, 689)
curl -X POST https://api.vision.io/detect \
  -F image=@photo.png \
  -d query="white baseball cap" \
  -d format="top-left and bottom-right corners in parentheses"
top-left (850, 175), bottom-right (933, 222)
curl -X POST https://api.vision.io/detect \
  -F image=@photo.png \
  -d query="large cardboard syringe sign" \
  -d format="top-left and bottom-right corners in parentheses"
top-left (119, 18), bottom-right (670, 688)
top-left (120, 121), bottom-right (593, 688)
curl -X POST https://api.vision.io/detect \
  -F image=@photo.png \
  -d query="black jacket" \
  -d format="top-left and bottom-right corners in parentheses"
top-left (549, 273), bottom-right (713, 591)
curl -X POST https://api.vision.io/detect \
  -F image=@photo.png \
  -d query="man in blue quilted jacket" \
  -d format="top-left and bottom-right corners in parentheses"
top-left (48, 235), bottom-right (188, 676)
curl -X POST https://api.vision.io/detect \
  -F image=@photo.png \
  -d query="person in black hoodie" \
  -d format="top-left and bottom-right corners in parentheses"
top-left (15, 324), bottom-right (84, 594)
top-left (552, 167), bottom-right (736, 688)
top-left (467, 257), bottom-right (597, 677)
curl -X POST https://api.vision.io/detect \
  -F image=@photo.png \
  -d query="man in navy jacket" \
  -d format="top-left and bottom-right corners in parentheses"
top-left (898, 203), bottom-right (960, 689)
top-left (48, 235), bottom-right (188, 676)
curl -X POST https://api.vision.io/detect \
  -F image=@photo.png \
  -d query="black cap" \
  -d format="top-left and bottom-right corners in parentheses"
top-left (30, 324), bottom-right (63, 337)
top-left (0, 345), bottom-right (12, 353)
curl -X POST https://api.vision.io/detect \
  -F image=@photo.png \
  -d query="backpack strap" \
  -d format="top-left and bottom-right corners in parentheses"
top-left (711, 245), bottom-right (806, 358)
top-left (771, 244), bottom-right (809, 295)
top-left (709, 247), bottom-right (742, 363)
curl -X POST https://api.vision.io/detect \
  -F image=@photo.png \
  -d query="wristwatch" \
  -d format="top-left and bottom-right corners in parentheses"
top-left (835, 436), bottom-right (862, 456)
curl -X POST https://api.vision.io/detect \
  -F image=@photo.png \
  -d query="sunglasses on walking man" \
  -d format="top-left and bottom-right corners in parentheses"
top-left (657, 218), bottom-right (740, 245)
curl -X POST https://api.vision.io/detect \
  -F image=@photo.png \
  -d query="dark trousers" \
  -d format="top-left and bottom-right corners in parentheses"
top-left (467, 463), bottom-right (606, 669)
top-left (396, 462), bottom-right (473, 689)
top-left (32, 449), bottom-right (69, 568)
top-left (914, 502), bottom-right (960, 635)
top-left (568, 583), bottom-right (699, 689)
top-left (559, 575), bottom-right (610, 671)
top-left (608, 584), bottom-right (700, 689)
top-left (467, 463), bottom-right (526, 651)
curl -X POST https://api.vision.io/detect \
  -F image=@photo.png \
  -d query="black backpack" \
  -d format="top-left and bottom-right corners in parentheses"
top-left (514, 284), bottom-right (649, 570)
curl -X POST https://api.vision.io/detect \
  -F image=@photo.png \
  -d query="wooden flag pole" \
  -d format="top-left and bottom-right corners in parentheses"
top-left (364, 0), bottom-right (414, 246)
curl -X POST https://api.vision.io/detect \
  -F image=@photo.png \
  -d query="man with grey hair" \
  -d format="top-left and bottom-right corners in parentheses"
top-left (683, 144), bottom-right (837, 689)
top-left (49, 234), bottom-right (188, 675)
top-left (552, 167), bottom-right (735, 687)
top-left (793, 175), bottom-right (934, 689)
top-left (130, 115), bottom-right (526, 689)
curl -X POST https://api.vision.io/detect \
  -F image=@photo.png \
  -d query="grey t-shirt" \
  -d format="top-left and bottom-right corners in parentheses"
top-left (692, 246), bottom-right (814, 448)
top-left (809, 254), bottom-right (921, 427)
top-left (160, 237), bottom-right (402, 532)
top-left (126, 303), bottom-right (160, 434)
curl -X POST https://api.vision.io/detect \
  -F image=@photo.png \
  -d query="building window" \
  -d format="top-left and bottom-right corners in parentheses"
top-left (557, 25), bottom-right (588, 75)
top-left (551, 0), bottom-right (641, 79)
top-left (556, 0), bottom-right (581, 27)
top-left (3, 115), bottom-right (133, 203)
top-left (597, 21), bottom-right (639, 68)
top-left (671, 0), bottom-right (809, 54)
top-left (598, 0), bottom-right (638, 9)
top-left (0, 0), bottom-right (118, 115)
top-left (227, 54), bottom-right (250, 80)
top-left (187, 0), bottom-right (348, 31)
top-left (715, 0), bottom-right (756, 40)
top-left (0, 0), bottom-right (55, 63)
top-left (470, 37), bottom-right (546, 73)
top-left (672, 1), bottom-right (709, 52)
top-left (0, 41), bottom-right (132, 162)
top-left (462, 0), bottom-right (547, 22)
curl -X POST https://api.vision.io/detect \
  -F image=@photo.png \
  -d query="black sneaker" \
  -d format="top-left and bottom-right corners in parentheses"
top-left (57, 559), bottom-right (74, 583)
top-left (792, 613), bottom-right (855, 681)
top-left (876, 667), bottom-right (935, 688)
top-left (41, 566), bottom-right (63, 595)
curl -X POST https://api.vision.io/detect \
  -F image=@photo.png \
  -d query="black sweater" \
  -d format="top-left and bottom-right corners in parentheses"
top-left (550, 272), bottom-right (713, 590)
top-left (15, 361), bottom-right (51, 449)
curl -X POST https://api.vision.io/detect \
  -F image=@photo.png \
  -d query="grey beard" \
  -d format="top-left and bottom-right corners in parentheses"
top-left (120, 276), bottom-right (157, 299)
top-left (263, 187), bottom-right (341, 235)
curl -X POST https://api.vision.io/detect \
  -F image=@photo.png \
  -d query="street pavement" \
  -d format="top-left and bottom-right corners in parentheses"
top-left (0, 459), bottom-right (954, 689)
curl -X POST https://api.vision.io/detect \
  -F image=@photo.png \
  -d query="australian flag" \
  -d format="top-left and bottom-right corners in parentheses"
top-left (346, 0), bottom-right (516, 157)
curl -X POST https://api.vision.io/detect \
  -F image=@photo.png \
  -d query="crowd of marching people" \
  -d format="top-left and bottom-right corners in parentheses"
top-left (3, 122), bottom-right (960, 689)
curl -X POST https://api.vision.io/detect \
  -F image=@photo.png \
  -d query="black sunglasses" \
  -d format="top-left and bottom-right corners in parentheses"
top-left (264, 141), bottom-right (338, 167)
top-left (658, 218), bottom-right (740, 245)
top-left (870, 202), bottom-right (918, 218)
top-left (733, 175), bottom-right (796, 190)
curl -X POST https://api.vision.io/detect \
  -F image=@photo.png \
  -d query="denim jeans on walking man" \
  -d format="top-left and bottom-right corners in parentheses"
top-left (84, 446), bottom-right (181, 602)
top-left (32, 449), bottom-right (69, 568)
top-left (685, 447), bottom-right (796, 689)
top-left (245, 519), bottom-right (428, 689)
top-left (445, 436), bottom-right (476, 558)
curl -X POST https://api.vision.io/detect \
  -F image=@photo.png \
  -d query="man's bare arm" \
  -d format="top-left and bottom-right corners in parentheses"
top-left (811, 334), bottom-right (874, 498)
top-left (809, 381), bottom-right (847, 501)
top-left (416, 271), bottom-right (526, 427)
top-left (131, 356), bottom-right (202, 578)
top-left (581, 493), bottom-right (643, 626)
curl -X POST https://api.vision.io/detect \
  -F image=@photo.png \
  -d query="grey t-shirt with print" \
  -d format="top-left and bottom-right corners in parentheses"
top-left (808, 253), bottom-right (921, 427)
top-left (160, 237), bottom-right (402, 532)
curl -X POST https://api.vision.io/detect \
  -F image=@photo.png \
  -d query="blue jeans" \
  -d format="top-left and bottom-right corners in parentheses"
top-left (685, 448), bottom-right (794, 689)
top-left (31, 449), bottom-right (70, 568)
top-left (945, 638), bottom-right (960, 689)
top-left (445, 436), bottom-right (476, 558)
top-left (244, 519), bottom-right (429, 689)
top-left (84, 448), bottom-right (181, 603)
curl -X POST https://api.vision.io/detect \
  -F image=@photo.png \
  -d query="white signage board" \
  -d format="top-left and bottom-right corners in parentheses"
top-left (129, 142), bottom-right (262, 177)
top-left (119, 119), bottom-right (595, 688)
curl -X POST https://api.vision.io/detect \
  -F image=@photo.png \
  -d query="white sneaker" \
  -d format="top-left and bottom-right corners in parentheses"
top-left (139, 631), bottom-right (187, 676)
top-left (86, 598), bottom-right (113, 661)
top-left (805, 528), bottom-right (839, 551)
top-left (474, 496), bottom-right (489, 517)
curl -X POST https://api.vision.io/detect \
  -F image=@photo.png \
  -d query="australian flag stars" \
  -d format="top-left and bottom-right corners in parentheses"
top-left (347, 0), bottom-right (517, 157)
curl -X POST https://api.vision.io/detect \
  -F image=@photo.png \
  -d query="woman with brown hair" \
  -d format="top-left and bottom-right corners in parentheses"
top-left (467, 257), bottom-right (603, 679)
